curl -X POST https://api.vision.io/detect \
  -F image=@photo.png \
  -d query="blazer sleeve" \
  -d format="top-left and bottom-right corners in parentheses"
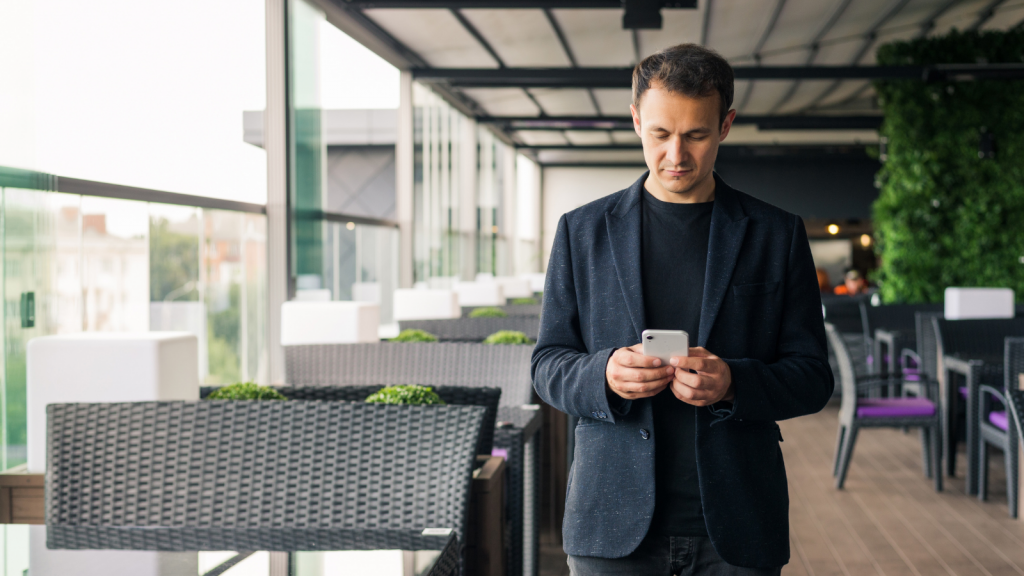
top-left (531, 214), bottom-right (626, 423)
top-left (720, 216), bottom-right (835, 423)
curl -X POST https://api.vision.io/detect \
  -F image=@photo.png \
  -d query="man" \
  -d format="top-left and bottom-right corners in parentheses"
top-left (531, 44), bottom-right (834, 575)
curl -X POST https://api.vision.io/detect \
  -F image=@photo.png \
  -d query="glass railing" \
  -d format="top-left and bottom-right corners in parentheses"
top-left (0, 166), bottom-right (268, 473)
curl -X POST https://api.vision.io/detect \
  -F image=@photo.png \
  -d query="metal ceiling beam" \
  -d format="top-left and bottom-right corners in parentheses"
top-left (803, 0), bottom-right (912, 110)
top-left (412, 64), bottom-right (1024, 86)
top-left (736, 0), bottom-right (788, 113)
top-left (768, 0), bottom-right (854, 114)
top-left (966, 0), bottom-right (1007, 31)
top-left (338, 1), bottom-right (695, 8)
top-left (482, 115), bottom-right (883, 130)
top-left (544, 8), bottom-right (605, 114)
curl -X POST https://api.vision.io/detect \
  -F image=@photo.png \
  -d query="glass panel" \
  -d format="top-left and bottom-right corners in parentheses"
top-left (242, 213), bottom-right (269, 383)
top-left (80, 196), bottom-right (149, 332)
top-left (2, 185), bottom-right (60, 471)
top-left (289, 0), bottom-right (325, 289)
top-left (477, 128), bottom-right (506, 277)
top-left (413, 84), bottom-right (462, 283)
top-left (204, 210), bottom-right (244, 385)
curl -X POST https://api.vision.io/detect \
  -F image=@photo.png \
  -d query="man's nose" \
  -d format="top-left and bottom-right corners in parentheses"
top-left (666, 137), bottom-right (688, 166)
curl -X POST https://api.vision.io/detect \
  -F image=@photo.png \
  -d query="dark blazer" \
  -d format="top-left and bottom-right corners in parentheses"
top-left (531, 172), bottom-right (833, 569)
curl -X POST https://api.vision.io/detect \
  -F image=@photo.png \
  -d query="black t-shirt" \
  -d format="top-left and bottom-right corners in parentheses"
top-left (640, 187), bottom-right (713, 537)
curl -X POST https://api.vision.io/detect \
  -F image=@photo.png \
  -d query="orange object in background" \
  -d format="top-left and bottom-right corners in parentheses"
top-left (816, 269), bottom-right (831, 293)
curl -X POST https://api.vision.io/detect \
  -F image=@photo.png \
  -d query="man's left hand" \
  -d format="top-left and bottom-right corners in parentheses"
top-left (669, 347), bottom-right (734, 406)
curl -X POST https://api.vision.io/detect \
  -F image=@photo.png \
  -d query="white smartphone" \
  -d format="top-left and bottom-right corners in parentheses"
top-left (642, 329), bottom-right (689, 365)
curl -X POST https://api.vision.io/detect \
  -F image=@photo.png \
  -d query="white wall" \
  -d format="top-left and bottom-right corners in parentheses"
top-left (541, 167), bottom-right (644, 268)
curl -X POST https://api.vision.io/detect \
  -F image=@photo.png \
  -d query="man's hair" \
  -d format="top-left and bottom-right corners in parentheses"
top-left (632, 43), bottom-right (735, 127)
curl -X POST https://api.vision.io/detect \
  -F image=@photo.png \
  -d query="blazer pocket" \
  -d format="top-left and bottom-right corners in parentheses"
top-left (732, 281), bottom-right (780, 296)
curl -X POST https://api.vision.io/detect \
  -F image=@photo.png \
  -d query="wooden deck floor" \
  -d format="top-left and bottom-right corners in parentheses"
top-left (541, 402), bottom-right (1024, 576)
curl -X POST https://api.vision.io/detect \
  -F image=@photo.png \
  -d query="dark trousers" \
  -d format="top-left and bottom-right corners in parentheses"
top-left (568, 535), bottom-right (783, 576)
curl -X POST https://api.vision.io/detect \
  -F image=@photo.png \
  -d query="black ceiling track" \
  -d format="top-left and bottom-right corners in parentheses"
top-left (412, 64), bottom-right (1024, 87)
top-left (340, 1), bottom-right (695, 8)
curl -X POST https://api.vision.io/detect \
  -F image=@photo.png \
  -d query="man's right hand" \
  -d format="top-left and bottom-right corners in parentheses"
top-left (606, 344), bottom-right (675, 400)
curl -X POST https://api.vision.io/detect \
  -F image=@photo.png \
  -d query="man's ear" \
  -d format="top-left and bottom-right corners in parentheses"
top-left (719, 109), bottom-right (737, 142)
top-left (630, 103), bottom-right (642, 138)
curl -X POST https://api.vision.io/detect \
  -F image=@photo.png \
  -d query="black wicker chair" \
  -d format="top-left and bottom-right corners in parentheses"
top-left (860, 303), bottom-right (943, 385)
top-left (200, 384), bottom-right (502, 457)
top-left (822, 294), bottom-right (873, 380)
top-left (976, 337), bottom-right (1024, 517)
top-left (283, 341), bottom-right (540, 576)
top-left (827, 323), bottom-right (942, 491)
top-left (46, 401), bottom-right (484, 571)
top-left (398, 317), bottom-right (540, 342)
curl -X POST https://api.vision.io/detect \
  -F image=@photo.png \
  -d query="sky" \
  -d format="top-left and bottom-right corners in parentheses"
top-left (0, 0), bottom-right (400, 204)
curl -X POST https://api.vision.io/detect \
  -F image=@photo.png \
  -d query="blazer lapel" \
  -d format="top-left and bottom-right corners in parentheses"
top-left (606, 174), bottom-right (647, 341)
top-left (697, 175), bottom-right (749, 347)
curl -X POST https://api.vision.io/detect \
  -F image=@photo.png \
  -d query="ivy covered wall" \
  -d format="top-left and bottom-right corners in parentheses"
top-left (872, 29), bottom-right (1024, 303)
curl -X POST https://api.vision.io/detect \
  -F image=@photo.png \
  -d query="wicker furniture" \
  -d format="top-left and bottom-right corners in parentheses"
top-left (933, 317), bottom-right (1024, 493)
top-left (283, 341), bottom-right (538, 576)
top-left (827, 323), bottom-right (942, 491)
top-left (284, 342), bottom-right (535, 406)
top-left (398, 317), bottom-right (540, 342)
top-left (463, 304), bottom-right (542, 318)
top-left (200, 384), bottom-right (502, 457)
top-left (860, 303), bottom-right (943, 383)
top-left (46, 401), bottom-right (484, 570)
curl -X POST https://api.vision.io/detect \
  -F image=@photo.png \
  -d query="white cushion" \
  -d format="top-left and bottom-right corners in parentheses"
top-left (494, 276), bottom-right (533, 299)
top-left (475, 272), bottom-right (495, 282)
top-left (454, 282), bottom-right (505, 307)
top-left (281, 301), bottom-right (380, 345)
top-left (520, 273), bottom-right (546, 293)
top-left (945, 287), bottom-right (1015, 320)
top-left (26, 332), bottom-right (199, 473)
top-left (393, 289), bottom-right (460, 320)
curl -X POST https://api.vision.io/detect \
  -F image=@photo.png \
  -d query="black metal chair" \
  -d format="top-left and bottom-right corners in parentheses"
top-left (932, 317), bottom-right (1024, 494)
top-left (977, 337), bottom-right (1024, 517)
top-left (827, 323), bottom-right (942, 491)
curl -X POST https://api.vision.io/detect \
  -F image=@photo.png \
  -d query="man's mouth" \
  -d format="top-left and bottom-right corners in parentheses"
top-left (662, 168), bottom-right (693, 177)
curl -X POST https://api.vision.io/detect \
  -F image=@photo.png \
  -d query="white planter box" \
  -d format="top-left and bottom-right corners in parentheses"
top-left (454, 282), bottom-right (505, 307)
top-left (281, 301), bottom-right (380, 345)
top-left (26, 332), bottom-right (199, 474)
top-left (520, 273), bottom-right (546, 293)
top-left (494, 276), bottom-right (533, 299)
top-left (944, 287), bottom-right (1015, 320)
top-left (393, 289), bottom-right (460, 321)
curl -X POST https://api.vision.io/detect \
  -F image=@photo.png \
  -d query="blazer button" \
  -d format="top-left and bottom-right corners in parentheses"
top-left (640, 429), bottom-right (650, 440)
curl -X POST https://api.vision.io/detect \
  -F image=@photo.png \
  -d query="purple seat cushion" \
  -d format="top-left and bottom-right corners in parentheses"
top-left (959, 386), bottom-right (968, 399)
top-left (989, 411), bottom-right (1008, 432)
top-left (857, 397), bottom-right (936, 418)
top-left (902, 368), bottom-right (920, 382)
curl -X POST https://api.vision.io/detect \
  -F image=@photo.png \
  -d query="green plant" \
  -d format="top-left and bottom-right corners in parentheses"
top-left (206, 382), bottom-right (288, 400)
top-left (510, 297), bottom-right (537, 305)
top-left (469, 306), bottom-right (508, 318)
top-left (483, 330), bottom-right (535, 345)
top-left (365, 385), bottom-right (446, 405)
top-left (871, 29), bottom-right (1024, 303)
top-left (390, 329), bottom-right (438, 342)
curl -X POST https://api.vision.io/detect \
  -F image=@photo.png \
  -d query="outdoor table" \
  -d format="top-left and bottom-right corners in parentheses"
top-left (943, 353), bottom-right (1005, 495)
top-left (22, 524), bottom-right (459, 575)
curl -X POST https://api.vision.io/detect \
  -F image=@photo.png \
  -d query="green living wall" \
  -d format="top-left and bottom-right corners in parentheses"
top-left (872, 29), bottom-right (1024, 303)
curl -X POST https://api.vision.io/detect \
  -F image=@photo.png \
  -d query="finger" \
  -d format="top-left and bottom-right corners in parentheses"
top-left (670, 380), bottom-right (718, 405)
top-left (688, 347), bottom-right (719, 359)
top-left (616, 366), bottom-right (675, 384)
top-left (673, 370), bottom-right (716, 390)
top-left (618, 349), bottom-right (663, 369)
top-left (671, 356), bottom-right (709, 373)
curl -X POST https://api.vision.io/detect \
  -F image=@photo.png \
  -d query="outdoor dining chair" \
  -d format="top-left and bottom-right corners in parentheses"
top-left (827, 323), bottom-right (942, 491)
top-left (976, 337), bottom-right (1024, 517)
top-left (46, 401), bottom-right (485, 561)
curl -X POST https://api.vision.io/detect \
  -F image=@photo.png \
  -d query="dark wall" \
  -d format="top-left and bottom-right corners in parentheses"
top-left (714, 154), bottom-right (881, 220)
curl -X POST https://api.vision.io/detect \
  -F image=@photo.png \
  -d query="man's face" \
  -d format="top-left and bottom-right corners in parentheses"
top-left (631, 82), bottom-right (735, 198)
